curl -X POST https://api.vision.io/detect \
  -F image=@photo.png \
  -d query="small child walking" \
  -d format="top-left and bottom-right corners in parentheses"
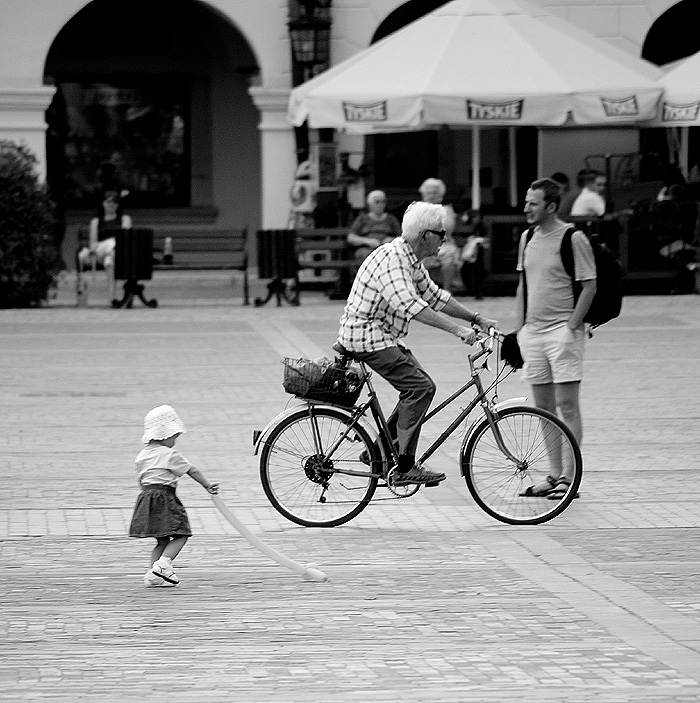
top-left (129, 405), bottom-right (219, 587)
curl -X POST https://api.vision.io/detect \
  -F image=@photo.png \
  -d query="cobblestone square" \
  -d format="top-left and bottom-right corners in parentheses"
top-left (0, 272), bottom-right (699, 701)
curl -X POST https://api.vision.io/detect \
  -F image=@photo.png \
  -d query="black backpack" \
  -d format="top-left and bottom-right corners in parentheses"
top-left (525, 226), bottom-right (623, 329)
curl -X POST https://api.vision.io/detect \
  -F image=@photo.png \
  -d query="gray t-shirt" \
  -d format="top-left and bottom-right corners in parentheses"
top-left (517, 225), bottom-right (596, 333)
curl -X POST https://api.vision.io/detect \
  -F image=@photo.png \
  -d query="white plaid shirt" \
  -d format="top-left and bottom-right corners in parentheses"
top-left (338, 237), bottom-right (450, 352)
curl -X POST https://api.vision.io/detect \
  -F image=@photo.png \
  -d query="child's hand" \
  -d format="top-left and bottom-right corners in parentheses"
top-left (207, 483), bottom-right (219, 495)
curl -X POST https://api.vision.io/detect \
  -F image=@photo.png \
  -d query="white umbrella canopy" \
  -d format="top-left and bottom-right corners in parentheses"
top-left (288, 0), bottom-right (664, 133)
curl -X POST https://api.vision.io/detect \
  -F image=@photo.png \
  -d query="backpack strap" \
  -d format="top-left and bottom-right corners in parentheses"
top-left (559, 227), bottom-right (577, 279)
top-left (521, 227), bottom-right (536, 319)
top-left (559, 226), bottom-right (581, 303)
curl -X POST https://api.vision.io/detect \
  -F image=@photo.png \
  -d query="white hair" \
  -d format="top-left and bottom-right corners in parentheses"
top-left (401, 201), bottom-right (446, 243)
top-left (418, 178), bottom-right (446, 198)
top-left (366, 189), bottom-right (386, 205)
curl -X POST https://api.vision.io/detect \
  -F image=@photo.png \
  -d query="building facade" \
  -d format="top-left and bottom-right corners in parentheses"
top-left (0, 0), bottom-right (695, 264)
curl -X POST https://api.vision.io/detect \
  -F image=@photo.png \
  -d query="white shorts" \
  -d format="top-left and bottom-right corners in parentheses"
top-left (517, 324), bottom-right (586, 385)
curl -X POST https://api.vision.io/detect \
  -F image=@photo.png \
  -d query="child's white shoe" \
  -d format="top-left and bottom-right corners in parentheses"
top-left (143, 569), bottom-right (176, 587)
top-left (143, 569), bottom-right (165, 587)
top-left (151, 558), bottom-right (179, 585)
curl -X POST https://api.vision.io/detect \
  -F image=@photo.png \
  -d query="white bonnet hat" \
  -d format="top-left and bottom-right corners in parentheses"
top-left (142, 404), bottom-right (187, 443)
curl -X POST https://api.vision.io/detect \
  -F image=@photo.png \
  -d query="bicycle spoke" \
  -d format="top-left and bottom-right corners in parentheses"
top-left (260, 408), bottom-right (378, 527)
top-left (463, 406), bottom-right (582, 525)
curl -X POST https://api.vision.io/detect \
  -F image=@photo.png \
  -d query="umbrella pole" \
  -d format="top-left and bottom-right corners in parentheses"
top-left (508, 127), bottom-right (518, 208)
top-left (471, 125), bottom-right (481, 211)
top-left (680, 126), bottom-right (689, 180)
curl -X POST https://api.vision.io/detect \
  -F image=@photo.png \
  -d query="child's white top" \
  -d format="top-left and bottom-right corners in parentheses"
top-left (135, 445), bottom-right (194, 487)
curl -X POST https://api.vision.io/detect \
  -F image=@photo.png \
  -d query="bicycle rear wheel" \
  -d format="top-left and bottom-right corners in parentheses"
top-left (461, 406), bottom-right (582, 525)
top-left (260, 406), bottom-right (379, 527)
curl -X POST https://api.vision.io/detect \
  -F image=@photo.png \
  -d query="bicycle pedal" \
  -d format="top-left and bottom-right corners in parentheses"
top-left (424, 481), bottom-right (441, 487)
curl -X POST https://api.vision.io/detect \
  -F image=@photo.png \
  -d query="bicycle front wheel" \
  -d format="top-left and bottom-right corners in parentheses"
top-left (462, 406), bottom-right (582, 525)
top-left (260, 407), bottom-right (379, 527)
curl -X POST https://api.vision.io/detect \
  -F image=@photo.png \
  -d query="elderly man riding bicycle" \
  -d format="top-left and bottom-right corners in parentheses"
top-left (336, 200), bottom-right (498, 487)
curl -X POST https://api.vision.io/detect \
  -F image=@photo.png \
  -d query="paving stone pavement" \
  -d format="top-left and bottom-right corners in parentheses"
top-left (0, 271), bottom-right (699, 702)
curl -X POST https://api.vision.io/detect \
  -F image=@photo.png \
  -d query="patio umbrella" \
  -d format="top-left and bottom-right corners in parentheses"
top-left (643, 50), bottom-right (700, 177)
top-left (288, 0), bottom-right (663, 209)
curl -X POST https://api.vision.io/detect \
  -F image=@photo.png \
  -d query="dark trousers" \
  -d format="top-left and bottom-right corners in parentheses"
top-left (353, 345), bottom-right (436, 458)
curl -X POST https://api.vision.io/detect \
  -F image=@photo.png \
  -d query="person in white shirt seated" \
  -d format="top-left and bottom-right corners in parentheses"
top-left (570, 171), bottom-right (606, 217)
top-left (77, 190), bottom-right (132, 271)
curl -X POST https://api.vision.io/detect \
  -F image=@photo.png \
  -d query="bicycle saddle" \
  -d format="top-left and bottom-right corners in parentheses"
top-left (332, 341), bottom-right (358, 360)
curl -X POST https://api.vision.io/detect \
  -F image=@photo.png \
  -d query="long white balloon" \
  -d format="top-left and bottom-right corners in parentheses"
top-left (211, 494), bottom-right (329, 582)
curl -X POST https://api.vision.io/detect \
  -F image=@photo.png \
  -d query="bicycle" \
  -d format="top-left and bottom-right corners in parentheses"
top-left (253, 330), bottom-right (583, 527)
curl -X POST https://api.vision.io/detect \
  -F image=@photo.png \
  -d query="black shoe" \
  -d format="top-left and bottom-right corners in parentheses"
top-left (393, 466), bottom-right (446, 486)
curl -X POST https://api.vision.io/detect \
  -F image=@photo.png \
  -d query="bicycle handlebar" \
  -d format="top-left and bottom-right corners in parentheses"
top-left (468, 327), bottom-right (499, 365)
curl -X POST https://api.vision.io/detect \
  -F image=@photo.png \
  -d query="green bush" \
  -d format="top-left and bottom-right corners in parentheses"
top-left (0, 140), bottom-right (61, 307)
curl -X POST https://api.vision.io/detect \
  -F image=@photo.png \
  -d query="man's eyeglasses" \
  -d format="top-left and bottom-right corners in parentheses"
top-left (424, 228), bottom-right (447, 241)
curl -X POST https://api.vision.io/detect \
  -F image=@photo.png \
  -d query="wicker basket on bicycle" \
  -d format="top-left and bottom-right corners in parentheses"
top-left (282, 357), bottom-right (364, 407)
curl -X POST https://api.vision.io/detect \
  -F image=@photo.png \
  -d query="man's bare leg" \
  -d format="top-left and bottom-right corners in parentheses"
top-left (525, 381), bottom-right (582, 490)
top-left (532, 381), bottom-right (583, 490)
top-left (553, 381), bottom-right (582, 445)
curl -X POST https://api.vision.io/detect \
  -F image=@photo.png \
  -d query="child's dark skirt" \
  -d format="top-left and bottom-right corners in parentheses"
top-left (129, 484), bottom-right (192, 538)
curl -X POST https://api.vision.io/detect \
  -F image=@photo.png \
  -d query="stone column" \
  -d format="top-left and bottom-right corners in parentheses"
top-left (0, 86), bottom-right (56, 180)
top-left (249, 87), bottom-right (296, 229)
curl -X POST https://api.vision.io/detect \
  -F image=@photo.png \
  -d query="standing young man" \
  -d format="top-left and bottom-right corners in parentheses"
top-left (337, 201), bottom-right (497, 487)
top-left (515, 178), bottom-right (597, 498)
top-left (570, 170), bottom-right (607, 217)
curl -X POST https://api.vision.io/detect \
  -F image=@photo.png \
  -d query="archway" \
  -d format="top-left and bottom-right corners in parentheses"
top-left (44, 0), bottom-right (260, 238)
top-left (642, 0), bottom-right (697, 66)
top-left (640, 0), bottom-right (699, 179)
top-left (364, 0), bottom-right (532, 214)
top-left (365, 1), bottom-right (447, 211)
top-left (371, 0), bottom-right (451, 43)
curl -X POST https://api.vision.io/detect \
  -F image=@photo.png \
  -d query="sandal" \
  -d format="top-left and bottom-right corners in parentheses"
top-left (547, 477), bottom-right (580, 500)
top-left (519, 475), bottom-right (556, 497)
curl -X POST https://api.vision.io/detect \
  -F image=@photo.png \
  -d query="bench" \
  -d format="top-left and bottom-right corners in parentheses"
top-left (75, 227), bottom-right (250, 306)
top-left (153, 228), bottom-right (250, 305)
top-left (295, 228), bottom-right (352, 298)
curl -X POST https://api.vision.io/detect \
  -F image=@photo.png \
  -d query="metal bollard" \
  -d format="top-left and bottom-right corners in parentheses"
top-left (163, 236), bottom-right (173, 265)
top-left (76, 270), bottom-right (88, 307)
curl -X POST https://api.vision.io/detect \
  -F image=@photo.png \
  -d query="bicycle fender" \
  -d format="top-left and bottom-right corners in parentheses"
top-left (252, 403), bottom-right (382, 456)
top-left (493, 397), bottom-right (528, 411)
top-left (459, 397), bottom-right (528, 461)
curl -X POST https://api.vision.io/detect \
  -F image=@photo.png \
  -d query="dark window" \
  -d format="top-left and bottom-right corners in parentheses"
top-left (373, 131), bottom-right (438, 188)
top-left (47, 80), bottom-right (189, 207)
top-left (516, 127), bottom-right (538, 205)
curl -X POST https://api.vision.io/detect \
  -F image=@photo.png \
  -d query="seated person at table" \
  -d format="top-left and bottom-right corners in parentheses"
top-left (77, 190), bottom-right (132, 271)
top-left (347, 190), bottom-right (401, 278)
top-left (570, 171), bottom-right (606, 217)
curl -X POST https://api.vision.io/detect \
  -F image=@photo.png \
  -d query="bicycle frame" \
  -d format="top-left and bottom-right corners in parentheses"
top-left (257, 334), bottom-right (583, 527)
top-left (282, 336), bottom-right (525, 479)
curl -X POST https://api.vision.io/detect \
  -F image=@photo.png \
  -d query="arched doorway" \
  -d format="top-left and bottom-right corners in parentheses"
top-left (365, 0), bottom-right (534, 215)
top-left (640, 0), bottom-right (699, 180)
top-left (642, 0), bottom-right (697, 66)
top-left (44, 0), bottom-right (261, 259)
top-left (366, 1), bottom-right (446, 213)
